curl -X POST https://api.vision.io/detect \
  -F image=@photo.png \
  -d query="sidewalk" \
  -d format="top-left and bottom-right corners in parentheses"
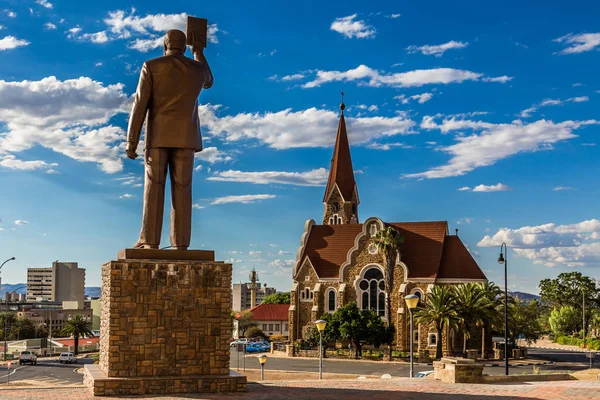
top-left (1, 378), bottom-right (599, 399)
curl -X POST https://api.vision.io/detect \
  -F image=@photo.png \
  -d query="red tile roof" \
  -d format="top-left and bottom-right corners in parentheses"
top-left (249, 304), bottom-right (290, 321)
top-left (438, 235), bottom-right (486, 280)
top-left (299, 221), bottom-right (486, 281)
top-left (323, 113), bottom-right (357, 202)
top-left (54, 337), bottom-right (100, 347)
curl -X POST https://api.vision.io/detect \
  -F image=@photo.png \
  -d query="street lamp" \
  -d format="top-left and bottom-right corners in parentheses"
top-left (404, 294), bottom-right (419, 378)
top-left (257, 354), bottom-right (267, 381)
top-left (315, 319), bottom-right (327, 380)
top-left (0, 257), bottom-right (15, 361)
top-left (498, 243), bottom-right (509, 376)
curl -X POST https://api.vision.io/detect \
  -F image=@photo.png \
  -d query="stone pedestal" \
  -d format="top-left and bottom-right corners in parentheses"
top-left (83, 250), bottom-right (246, 396)
top-left (433, 357), bottom-right (484, 383)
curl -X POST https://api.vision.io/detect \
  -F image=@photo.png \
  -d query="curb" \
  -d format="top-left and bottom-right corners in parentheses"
top-left (0, 385), bottom-right (86, 391)
top-left (482, 361), bottom-right (554, 367)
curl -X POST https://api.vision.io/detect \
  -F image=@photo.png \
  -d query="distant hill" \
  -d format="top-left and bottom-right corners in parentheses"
top-left (512, 291), bottom-right (540, 302)
top-left (0, 284), bottom-right (102, 298)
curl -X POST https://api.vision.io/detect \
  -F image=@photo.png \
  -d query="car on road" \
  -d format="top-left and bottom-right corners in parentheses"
top-left (254, 342), bottom-right (271, 352)
top-left (58, 352), bottom-right (77, 364)
top-left (19, 350), bottom-right (37, 365)
top-left (415, 370), bottom-right (434, 378)
top-left (230, 338), bottom-right (248, 347)
top-left (244, 343), bottom-right (262, 353)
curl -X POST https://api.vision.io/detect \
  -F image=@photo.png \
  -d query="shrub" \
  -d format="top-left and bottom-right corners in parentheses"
top-left (555, 335), bottom-right (600, 350)
top-left (246, 327), bottom-right (267, 339)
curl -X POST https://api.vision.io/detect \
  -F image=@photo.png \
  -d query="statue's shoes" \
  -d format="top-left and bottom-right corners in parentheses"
top-left (133, 241), bottom-right (159, 249)
top-left (173, 246), bottom-right (188, 250)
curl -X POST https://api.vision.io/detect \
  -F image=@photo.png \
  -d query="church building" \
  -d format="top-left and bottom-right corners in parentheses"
top-left (288, 100), bottom-right (488, 355)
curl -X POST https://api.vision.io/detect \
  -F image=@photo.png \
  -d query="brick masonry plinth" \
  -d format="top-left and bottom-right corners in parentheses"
top-left (84, 257), bottom-right (246, 396)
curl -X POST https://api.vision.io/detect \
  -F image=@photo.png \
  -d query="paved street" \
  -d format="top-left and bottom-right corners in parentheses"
top-left (1, 379), bottom-right (600, 399)
top-left (0, 357), bottom-right (91, 385)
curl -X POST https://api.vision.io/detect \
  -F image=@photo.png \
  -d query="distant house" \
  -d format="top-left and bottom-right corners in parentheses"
top-left (233, 304), bottom-right (290, 339)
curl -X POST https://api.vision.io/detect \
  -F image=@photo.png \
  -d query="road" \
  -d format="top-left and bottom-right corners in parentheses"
top-left (1, 347), bottom-right (596, 385)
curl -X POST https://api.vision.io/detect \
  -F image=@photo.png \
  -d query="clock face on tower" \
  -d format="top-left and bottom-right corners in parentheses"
top-left (331, 203), bottom-right (340, 213)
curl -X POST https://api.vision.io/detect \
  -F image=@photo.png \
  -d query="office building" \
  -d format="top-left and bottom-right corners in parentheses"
top-left (27, 261), bottom-right (85, 306)
top-left (232, 282), bottom-right (277, 311)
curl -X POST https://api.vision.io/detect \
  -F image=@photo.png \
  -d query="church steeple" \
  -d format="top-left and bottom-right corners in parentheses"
top-left (323, 92), bottom-right (359, 225)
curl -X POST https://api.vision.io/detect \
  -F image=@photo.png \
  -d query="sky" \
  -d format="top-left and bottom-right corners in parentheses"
top-left (0, 0), bottom-right (599, 294)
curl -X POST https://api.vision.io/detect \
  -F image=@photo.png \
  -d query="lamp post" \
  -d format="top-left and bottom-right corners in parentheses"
top-left (315, 319), bottom-right (327, 380)
top-left (498, 243), bottom-right (509, 376)
top-left (1, 257), bottom-right (15, 361)
top-left (404, 294), bottom-right (419, 378)
top-left (257, 354), bottom-right (267, 381)
top-left (582, 289), bottom-right (586, 347)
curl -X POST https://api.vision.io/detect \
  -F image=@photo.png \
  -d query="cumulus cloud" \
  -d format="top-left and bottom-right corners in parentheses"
top-left (119, 193), bottom-right (134, 199)
top-left (36, 0), bottom-right (53, 8)
top-left (208, 168), bottom-right (328, 186)
top-left (406, 40), bottom-right (468, 57)
top-left (330, 14), bottom-right (375, 39)
top-left (0, 36), bottom-right (29, 50)
top-left (520, 96), bottom-right (590, 118)
top-left (395, 92), bottom-right (433, 104)
top-left (14, 220), bottom-right (28, 225)
top-left (472, 183), bottom-right (513, 192)
top-left (554, 32), bottom-right (600, 54)
top-left (0, 76), bottom-right (130, 173)
top-left (367, 142), bottom-right (411, 150)
top-left (0, 155), bottom-right (57, 171)
top-left (195, 147), bottom-right (232, 164)
top-left (198, 104), bottom-right (415, 149)
top-left (301, 65), bottom-right (511, 89)
top-left (68, 9), bottom-right (220, 51)
top-left (269, 259), bottom-right (295, 276)
top-left (478, 219), bottom-right (600, 267)
top-left (5, 11), bottom-right (16, 18)
top-left (405, 116), bottom-right (597, 178)
top-left (211, 194), bottom-right (276, 205)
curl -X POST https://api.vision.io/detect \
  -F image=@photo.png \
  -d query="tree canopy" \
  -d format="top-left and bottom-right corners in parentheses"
top-left (261, 292), bottom-right (290, 304)
top-left (539, 272), bottom-right (598, 309)
top-left (235, 310), bottom-right (257, 337)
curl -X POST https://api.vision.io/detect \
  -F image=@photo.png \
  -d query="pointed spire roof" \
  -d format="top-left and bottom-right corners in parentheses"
top-left (323, 93), bottom-right (357, 202)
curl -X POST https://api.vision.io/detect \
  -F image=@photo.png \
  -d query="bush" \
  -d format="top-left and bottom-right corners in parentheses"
top-left (246, 327), bottom-right (267, 339)
top-left (555, 335), bottom-right (600, 350)
top-left (270, 334), bottom-right (286, 343)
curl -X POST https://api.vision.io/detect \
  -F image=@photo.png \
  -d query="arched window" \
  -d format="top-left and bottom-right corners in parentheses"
top-left (326, 289), bottom-right (337, 312)
top-left (357, 267), bottom-right (385, 316)
top-left (329, 214), bottom-right (341, 225)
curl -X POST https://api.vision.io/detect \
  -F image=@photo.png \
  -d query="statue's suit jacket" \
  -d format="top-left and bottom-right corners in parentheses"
top-left (127, 53), bottom-right (214, 151)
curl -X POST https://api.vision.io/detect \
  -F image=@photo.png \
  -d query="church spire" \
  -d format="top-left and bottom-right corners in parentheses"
top-left (323, 92), bottom-right (359, 225)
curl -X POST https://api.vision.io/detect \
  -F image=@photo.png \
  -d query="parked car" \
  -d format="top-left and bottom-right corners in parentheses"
top-left (58, 352), bottom-right (77, 364)
top-left (415, 370), bottom-right (434, 378)
top-left (18, 351), bottom-right (37, 365)
top-left (230, 338), bottom-right (248, 347)
top-left (244, 344), bottom-right (262, 353)
top-left (255, 342), bottom-right (271, 352)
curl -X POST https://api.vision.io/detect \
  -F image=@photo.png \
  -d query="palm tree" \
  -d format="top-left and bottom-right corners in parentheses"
top-left (414, 285), bottom-right (458, 359)
top-left (373, 226), bottom-right (405, 359)
top-left (453, 283), bottom-right (490, 356)
top-left (477, 281), bottom-right (502, 357)
top-left (61, 314), bottom-right (93, 356)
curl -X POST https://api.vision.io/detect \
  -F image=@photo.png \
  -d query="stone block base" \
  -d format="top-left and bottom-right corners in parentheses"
top-left (84, 364), bottom-right (247, 396)
top-left (433, 357), bottom-right (484, 383)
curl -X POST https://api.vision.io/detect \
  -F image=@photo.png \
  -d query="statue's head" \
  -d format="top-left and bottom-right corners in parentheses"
top-left (164, 29), bottom-right (187, 55)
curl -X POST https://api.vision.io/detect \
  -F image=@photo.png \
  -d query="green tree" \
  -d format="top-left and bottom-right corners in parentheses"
top-left (305, 313), bottom-right (340, 355)
top-left (61, 314), bottom-right (93, 356)
top-left (509, 298), bottom-right (541, 345)
top-left (331, 302), bottom-right (385, 359)
top-left (539, 272), bottom-right (599, 334)
top-left (245, 326), bottom-right (267, 339)
top-left (548, 305), bottom-right (580, 336)
top-left (453, 283), bottom-right (489, 354)
top-left (415, 285), bottom-right (459, 359)
top-left (477, 281), bottom-right (503, 355)
top-left (373, 226), bottom-right (404, 359)
top-left (235, 310), bottom-right (257, 338)
top-left (261, 292), bottom-right (291, 304)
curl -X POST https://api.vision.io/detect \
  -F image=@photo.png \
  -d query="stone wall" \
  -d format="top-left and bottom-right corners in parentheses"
top-left (99, 259), bottom-right (232, 378)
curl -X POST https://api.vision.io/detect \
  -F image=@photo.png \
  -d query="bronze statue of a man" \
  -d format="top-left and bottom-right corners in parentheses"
top-left (126, 29), bottom-right (213, 250)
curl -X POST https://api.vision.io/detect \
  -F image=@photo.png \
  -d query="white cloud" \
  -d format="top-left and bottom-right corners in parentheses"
top-left (406, 40), bottom-right (468, 57)
top-left (395, 92), bottom-right (433, 104)
top-left (269, 259), bottom-right (295, 275)
top-left (0, 155), bottom-right (57, 171)
top-left (14, 220), bottom-right (28, 225)
top-left (405, 116), bottom-right (597, 178)
top-left (208, 168), bottom-right (328, 186)
top-left (249, 250), bottom-right (262, 256)
top-left (36, 0), bottom-right (53, 8)
top-left (456, 217), bottom-right (472, 225)
top-left (210, 194), bottom-right (276, 205)
top-left (553, 186), bottom-right (575, 191)
top-left (330, 14), bottom-right (375, 39)
top-left (478, 219), bottom-right (600, 267)
top-left (472, 183), bottom-right (513, 192)
top-left (520, 96), bottom-right (590, 118)
top-left (355, 104), bottom-right (379, 112)
top-left (192, 204), bottom-right (205, 209)
top-left (581, 143), bottom-right (596, 146)
top-left (198, 104), bottom-right (415, 149)
top-left (0, 76), bottom-right (129, 173)
top-left (95, 62), bottom-right (103, 67)
top-left (367, 142), bottom-right (410, 150)
top-left (281, 73), bottom-right (305, 81)
top-left (554, 33), bottom-right (600, 54)
top-left (195, 147), bottom-right (232, 164)
top-left (119, 193), bottom-right (134, 199)
top-left (482, 76), bottom-right (513, 83)
top-left (69, 10), bottom-right (220, 50)
top-left (302, 65), bottom-right (510, 89)
top-left (277, 250), bottom-right (291, 255)
top-left (44, 23), bottom-right (57, 30)
top-left (225, 258), bottom-right (242, 264)
top-left (0, 36), bottom-right (30, 50)
top-left (458, 186), bottom-right (471, 191)
top-left (5, 11), bottom-right (16, 18)
top-left (388, 14), bottom-right (401, 19)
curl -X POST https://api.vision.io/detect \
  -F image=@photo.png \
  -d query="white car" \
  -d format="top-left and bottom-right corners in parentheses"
top-left (58, 352), bottom-right (77, 364)
top-left (19, 351), bottom-right (37, 365)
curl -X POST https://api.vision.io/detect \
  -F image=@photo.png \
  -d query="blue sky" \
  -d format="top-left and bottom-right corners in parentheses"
top-left (0, 0), bottom-right (599, 293)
